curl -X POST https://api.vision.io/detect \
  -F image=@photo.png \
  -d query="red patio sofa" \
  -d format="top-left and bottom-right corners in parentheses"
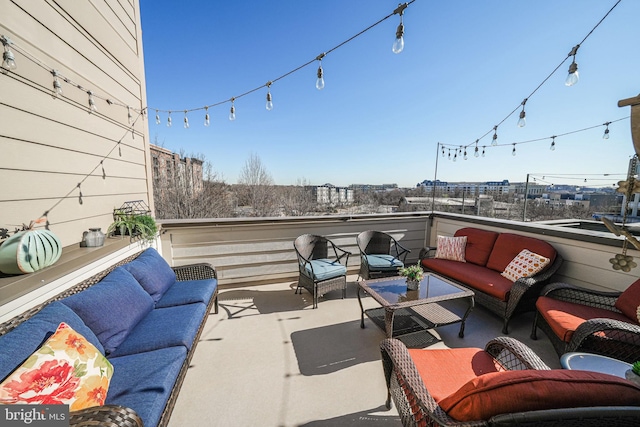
top-left (420, 227), bottom-right (562, 333)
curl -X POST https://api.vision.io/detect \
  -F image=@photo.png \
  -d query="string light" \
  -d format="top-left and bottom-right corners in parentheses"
top-left (183, 110), bottom-right (189, 129)
top-left (1, 35), bottom-right (17, 70)
top-left (229, 98), bottom-right (236, 121)
top-left (512, 143), bottom-right (517, 156)
top-left (453, 151), bottom-right (457, 162)
top-left (127, 106), bottom-right (133, 125)
top-left (52, 70), bottom-right (62, 96)
top-left (448, 149), bottom-right (451, 160)
top-left (101, 161), bottom-right (106, 180)
top-left (315, 54), bottom-right (325, 90)
top-left (550, 135), bottom-right (556, 151)
top-left (517, 99), bottom-right (527, 127)
top-left (441, 146), bottom-right (445, 157)
top-left (565, 44), bottom-right (580, 87)
top-left (87, 90), bottom-right (97, 113)
top-left (155, 110), bottom-right (161, 125)
top-left (167, 111), bottom-right (172, 127)
top-left (603, 121), bottom-right (610, 139)
top-left (491, 126), bottom-right (498, 146)
top-left (204, 106), bottom-right (210, 126)
top-left (481, 146), bottom-right (486, 157)
top-left (463, 148), bottom-right (468, 160)
top-left (77, 183), bottom-right (83, 205)
top-left (266, 82), bottom-right (273, 111)
top-left (474, 140), bottom-right (479, 158)
top-left (392, 3), bottom-right (408, 54)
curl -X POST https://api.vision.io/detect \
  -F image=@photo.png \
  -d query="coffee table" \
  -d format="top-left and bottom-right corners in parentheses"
top-left (357, 273), bottom-right (475, 340)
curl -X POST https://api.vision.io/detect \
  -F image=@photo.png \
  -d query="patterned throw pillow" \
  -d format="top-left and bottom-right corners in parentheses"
top-left (0, 322), bottom-right (113, 410)
top-left (435, 235), bottom-right (467, 262)
top-left (501, 249), bottom-right (550, 282)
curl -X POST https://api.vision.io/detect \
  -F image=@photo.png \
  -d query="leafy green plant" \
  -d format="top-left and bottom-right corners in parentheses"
top-left (633, 361), bottom-right (640, 376)
top-left (399, 263), bottom-right (424, 281)
top-left (108, 211), bottom-right (158, 243)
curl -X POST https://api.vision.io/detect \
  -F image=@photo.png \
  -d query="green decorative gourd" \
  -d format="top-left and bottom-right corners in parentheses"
top-left (0, 229), bottom-right (62, 274)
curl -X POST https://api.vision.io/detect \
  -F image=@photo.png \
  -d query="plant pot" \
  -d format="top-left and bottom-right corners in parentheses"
top-left (406, 279), bottom-right (420, 291)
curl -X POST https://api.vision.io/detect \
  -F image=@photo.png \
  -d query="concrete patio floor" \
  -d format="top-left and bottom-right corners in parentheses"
top-left (168, 276), bottom-right (560, 427)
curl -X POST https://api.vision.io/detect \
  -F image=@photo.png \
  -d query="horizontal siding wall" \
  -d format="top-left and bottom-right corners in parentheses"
top-left (429, 213), bottom-right (639, 293)
top-left (159, 213), bottom-right (431, 287)
top-left (0, 0), bottom-right (150, 246)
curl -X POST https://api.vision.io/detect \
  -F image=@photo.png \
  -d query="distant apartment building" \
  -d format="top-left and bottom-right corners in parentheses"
top-left (150, 145), bottom-right (204, 196)
top-left (418, 179), bottom-right (512, 196)
top-left (312, 184), bottom-right (354, 205)
top-left (349, 183), bottom-right (398, 192)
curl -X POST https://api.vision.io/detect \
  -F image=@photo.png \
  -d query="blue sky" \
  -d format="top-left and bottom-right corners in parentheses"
top-left (140, 0), bottom-right (639, 188)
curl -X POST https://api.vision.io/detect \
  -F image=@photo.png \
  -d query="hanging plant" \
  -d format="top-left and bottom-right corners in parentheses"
top-left (0, 219), bottom-right (62, 274)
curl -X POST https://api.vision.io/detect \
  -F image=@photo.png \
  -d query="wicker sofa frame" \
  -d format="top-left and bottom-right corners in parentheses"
top-left (380, 336), bottom-right (640, 427)
top-left (0, 250), bottom-right (218, 427)
top-left (420, 248), bottom-right (563, 334)
top-left (531, 282), bottom-right (640, 364)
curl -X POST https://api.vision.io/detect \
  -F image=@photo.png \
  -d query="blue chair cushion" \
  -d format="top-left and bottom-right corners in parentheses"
top-left (155, 279), bottom-right (217, 308)
top-left (365, 254), bottom-right (404, 271)
top-left (60, 267), bottom-right (154, 354)
top-left (107, 346), bottom-right (186, 427)
top-left (304, 259), bottom-right (347, 281)
top-left (123, 248), bottom-right (177, 303)
top-left (0, 301), bottom-right (104, 381)
top-left (108, 303), bottom-right (207, 357)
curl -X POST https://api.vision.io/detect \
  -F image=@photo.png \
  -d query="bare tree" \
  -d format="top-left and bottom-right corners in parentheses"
top-left (236, 153), bottom-right (278, 217)
top-left (279, 178), bottom-right (317, 216)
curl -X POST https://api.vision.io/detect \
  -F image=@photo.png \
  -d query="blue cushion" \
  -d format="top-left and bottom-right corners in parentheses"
top-left (304, 259), bottom-right (347, 281)
top-left (0, 301), bottom-right (104, 381)
top-left (60, 267), bottom-right (154, 354)
top-left (123, 248), bottom-right (176, 302)
top-left (155, 279), bottom-right (217, 308)
top-left (365, 254), bottom-right (404, 271)
top-left (107, 346), bottom-right (187, 427)
top-left (108, 303), bottom-right (207, 357)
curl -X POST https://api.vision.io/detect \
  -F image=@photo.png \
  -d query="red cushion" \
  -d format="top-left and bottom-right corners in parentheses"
top-left (439, 369), bottom-right (640, 422)
top-left (485, 233), bottom-right (556, 273)
top-left (615, 278), bottom-right (640, 321)
top-left (536, 296), bottom-right (634, 342)
top-left (454, 228), bottom-right (499, 266)
top-left (407, 347), bottom-right (499, 403)
top-left (421, 258), bottom-right (513, 301)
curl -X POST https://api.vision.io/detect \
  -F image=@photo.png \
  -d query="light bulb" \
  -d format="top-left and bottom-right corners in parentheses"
top-left (155, 110), bottom-right (160, 125)
top-left (316, 65), bottom-right (325, 90)
top-left (453, 153), bottom-right (457, 162)
top-left (512, 144), bottom-right (517, 156)
top-left (448, 150), bottom-right (451, 160)
top-left (2, 49), bottom-right (16, 70)
top-left (491, 126), bottom-right (498, 146)
top-left (392, 23), bottom-right (404, 54)
top-left (565, 61), bottom-right (579, 86)
top-left (183, 111), bottom-right (189, 128)
top-left (482, 147), bottom-right (486, 157)
top-left (204, 108), bottom-right (210, 127)
top-left (52, 70), bottom-right (63, 96)
top-left (517, 110), bottom-right (526, 127)
top-left (229, 104), bottom-right (236, 121)
top-left (603, 127), bottom-right (610, 139)
top-left (167, 112), bottom-right (172, 127)
top-left (550, 139), bottom-right (556, 151)
top-left (266, 91), bottom-right (273, 110)
top-left (463, 150), bottom-right (468, 160)
top-left (474, 146), bottom-right (479, 158)
top-left (128, 107), bottom-right (133, 125)
top-left (441, 147), bottom-right (445, 157)
top-left (88, 91), bottom-right (97, 113)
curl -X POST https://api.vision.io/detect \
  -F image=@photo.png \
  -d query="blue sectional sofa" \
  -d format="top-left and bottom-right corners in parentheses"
top-left (0, 248), bottom-right (218, 427)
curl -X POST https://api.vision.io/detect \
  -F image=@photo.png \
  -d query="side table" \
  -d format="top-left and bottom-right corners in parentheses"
top-left (560, 352), bottom-right (635, 382)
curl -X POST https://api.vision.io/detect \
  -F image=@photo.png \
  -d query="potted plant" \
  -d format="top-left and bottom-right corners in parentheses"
top-left (399, 263), bottom-right (424, 290)
top-left (108, 211), bottom-right (158, 243)
top-left (626, 361), bottom-right (640, 386)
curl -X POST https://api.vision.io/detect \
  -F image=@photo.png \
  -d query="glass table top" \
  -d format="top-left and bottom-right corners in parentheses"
top-left (363, 274), bottom-right (466, 304)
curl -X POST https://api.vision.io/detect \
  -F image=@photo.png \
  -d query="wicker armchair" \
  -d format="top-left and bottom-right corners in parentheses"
top-left (293, 234), bottom-right (350, 308)
top-left (356, 230), bottom-right (410, 280)
top-left (380, 337), bottom-right (640, 427)
top-left (531, 282), bottom-right (640, 363)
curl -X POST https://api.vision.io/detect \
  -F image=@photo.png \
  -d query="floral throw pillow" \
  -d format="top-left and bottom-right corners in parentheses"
top-left (435, 235), bottom-right (467, 262)
top-left (501, 249), bottom-right (550, 282)
top-left (0, 322), bottom-right (113, 410)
